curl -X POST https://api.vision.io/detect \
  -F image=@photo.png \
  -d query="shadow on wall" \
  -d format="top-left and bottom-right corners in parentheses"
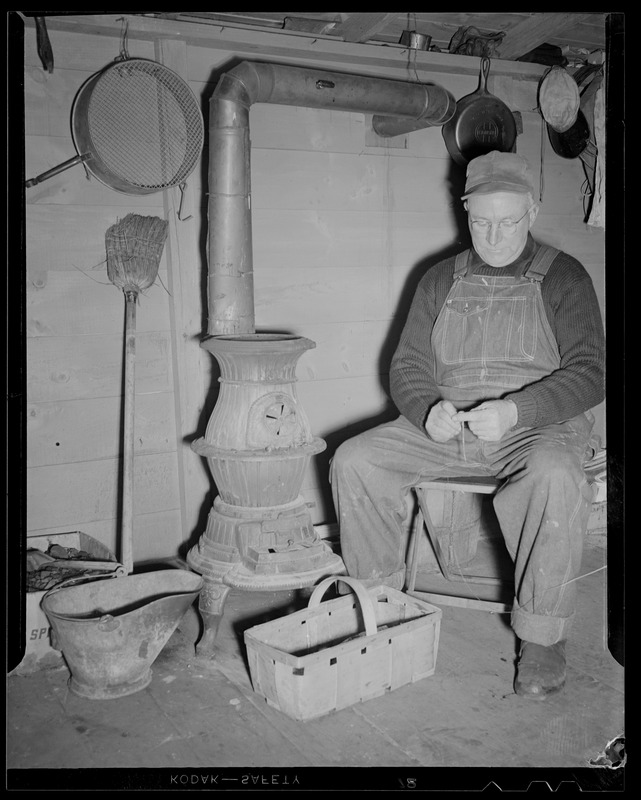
top-left (311, 159), bottom-right (471, 521)
top-left (178, 356), bottom-right (222, 557)
top-left (181, 128), bottom-right (473, 533)
top-left (380, 156), bottom-right (469, 382)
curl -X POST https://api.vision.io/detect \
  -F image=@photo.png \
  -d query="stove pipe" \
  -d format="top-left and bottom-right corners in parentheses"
top-left (207, 60), bottom-right (456, 335)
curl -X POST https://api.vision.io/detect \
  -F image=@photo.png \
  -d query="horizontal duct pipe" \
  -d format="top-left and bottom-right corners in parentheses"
top-left (208, 61), bottom-right (456, 335)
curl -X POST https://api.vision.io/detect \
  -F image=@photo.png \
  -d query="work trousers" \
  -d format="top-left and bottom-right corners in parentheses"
top-left (329, 412), bottom-right (595, 646)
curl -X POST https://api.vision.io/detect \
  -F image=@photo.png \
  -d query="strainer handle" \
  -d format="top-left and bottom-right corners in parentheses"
top-left (25, 153), bottom-right (91, 188)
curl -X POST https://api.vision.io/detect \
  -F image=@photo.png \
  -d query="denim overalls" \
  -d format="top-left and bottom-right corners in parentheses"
top-left (331, 245), bottom-right (595, 645)
top-left (433, 245), bottom-right (561, 408)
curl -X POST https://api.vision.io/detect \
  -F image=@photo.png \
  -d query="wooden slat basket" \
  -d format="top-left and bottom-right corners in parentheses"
top-left (244, 575), bottom-right (442, 721)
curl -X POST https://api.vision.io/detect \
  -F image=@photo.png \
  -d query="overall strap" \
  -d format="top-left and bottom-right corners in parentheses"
top-left (453, 249), bottom-right (473, 280)
top-left (524, 245), bottom-right (561, 282)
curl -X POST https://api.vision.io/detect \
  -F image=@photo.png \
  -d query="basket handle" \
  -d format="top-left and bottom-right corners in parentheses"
top-left (308, 576), bottom-right (377, 637)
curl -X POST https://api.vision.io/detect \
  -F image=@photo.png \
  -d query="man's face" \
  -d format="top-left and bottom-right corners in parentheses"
top-left (467, 191), bottom-right (538, 267)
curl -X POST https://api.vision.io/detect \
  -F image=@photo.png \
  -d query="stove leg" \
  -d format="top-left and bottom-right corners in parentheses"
top-left (195, 580), bottom-right (231, 657)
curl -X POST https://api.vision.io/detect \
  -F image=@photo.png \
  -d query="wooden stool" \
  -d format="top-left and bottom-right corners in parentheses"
top-left (405, 477), bottom-right (512, 613)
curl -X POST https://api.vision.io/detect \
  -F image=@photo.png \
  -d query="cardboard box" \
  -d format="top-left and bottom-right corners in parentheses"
top-left (16, 532), bottom-right (123, 673)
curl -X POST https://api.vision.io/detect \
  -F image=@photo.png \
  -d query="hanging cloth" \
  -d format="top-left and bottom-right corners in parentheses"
top-left (587, 73), bottom-right (606, 229)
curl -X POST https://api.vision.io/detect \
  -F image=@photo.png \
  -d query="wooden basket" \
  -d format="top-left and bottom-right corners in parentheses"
top-left (244, 575), bottom-right (442, 721)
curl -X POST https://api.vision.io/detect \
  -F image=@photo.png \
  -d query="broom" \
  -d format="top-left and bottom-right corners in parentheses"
top-left (106, 214), bottom-right (169, 574)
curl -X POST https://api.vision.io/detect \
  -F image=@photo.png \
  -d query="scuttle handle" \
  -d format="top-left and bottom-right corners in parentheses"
top-left (98, 614), bottom-right (120, 632)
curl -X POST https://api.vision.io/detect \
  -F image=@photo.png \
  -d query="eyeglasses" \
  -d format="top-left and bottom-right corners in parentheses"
top-left (469, 207), bottom-right (532, 235)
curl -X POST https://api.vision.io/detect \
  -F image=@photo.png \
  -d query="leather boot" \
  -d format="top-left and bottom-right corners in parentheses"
top-left (514, 640), bottom-right (566, 699)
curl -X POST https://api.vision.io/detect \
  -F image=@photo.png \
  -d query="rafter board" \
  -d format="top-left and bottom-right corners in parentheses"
top-left (283, 17), bottom-right (340, 35)
top-left (332, 13), bottom-right (397, 43)
top-left (498, 13), bottom-right (593, 59)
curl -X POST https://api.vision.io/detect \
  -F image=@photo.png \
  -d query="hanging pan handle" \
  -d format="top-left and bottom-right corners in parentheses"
top-left (25, 153), bottom-right (92, 188)
top-left (308, 576), bottom-right (378, 637)
top-left (479, 56), bottom-right (491, 92)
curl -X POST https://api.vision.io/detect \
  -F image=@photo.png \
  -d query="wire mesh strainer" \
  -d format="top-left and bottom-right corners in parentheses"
top-left (25, 58), bottom-right (204, 195)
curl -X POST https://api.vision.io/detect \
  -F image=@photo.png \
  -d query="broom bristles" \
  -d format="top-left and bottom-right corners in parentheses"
top-left (106, 214), bottom-right (169, 295)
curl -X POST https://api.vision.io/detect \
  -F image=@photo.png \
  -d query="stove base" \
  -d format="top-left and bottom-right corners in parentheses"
top-left (186, 496), bottom-right (345, 655)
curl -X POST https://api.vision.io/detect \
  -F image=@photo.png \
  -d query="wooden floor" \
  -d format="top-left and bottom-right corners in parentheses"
top-left (7, 536), bottom-right (624, 792)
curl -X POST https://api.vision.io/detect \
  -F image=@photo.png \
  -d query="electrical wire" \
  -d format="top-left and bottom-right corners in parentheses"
top-left (405, 12), bottom-right (423, 84)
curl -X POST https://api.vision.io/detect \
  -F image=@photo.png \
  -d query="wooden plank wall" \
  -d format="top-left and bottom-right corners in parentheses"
top-left (23, 19), bottom-right (606, 563)
top-left (23, 27), bottom-right (189, 562)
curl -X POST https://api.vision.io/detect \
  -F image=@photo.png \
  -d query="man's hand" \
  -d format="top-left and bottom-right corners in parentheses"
top-left (455, 400), bottom-right (518, 442)
top-left (425, 400), bottom-right (463, 442)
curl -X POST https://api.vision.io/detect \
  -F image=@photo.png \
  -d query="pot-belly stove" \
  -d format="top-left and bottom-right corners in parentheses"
top-left (187, 333), bottom-right (345, 655)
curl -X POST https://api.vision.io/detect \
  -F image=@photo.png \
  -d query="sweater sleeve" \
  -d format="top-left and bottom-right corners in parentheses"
top-left (389, 258), bottom-right (455, 431)
top-left (504, 251), bottom-right (606, 428)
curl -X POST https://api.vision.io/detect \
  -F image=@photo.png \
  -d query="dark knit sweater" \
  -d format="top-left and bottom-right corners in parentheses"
top-left (389, 235), bottom-right (605, 432)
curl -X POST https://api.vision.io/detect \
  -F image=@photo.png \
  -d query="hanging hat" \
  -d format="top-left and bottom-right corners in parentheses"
top-left (538, 66), bottom-right (580, 133)
top-left (547, 109), bottom-right (591, 159)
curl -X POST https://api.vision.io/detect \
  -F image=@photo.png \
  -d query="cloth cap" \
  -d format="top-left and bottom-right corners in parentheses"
top-left (461, 151), bottom-right (534, 200)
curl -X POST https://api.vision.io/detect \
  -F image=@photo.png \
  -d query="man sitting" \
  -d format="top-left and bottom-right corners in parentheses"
top-left (330, 151), bottom-right (605, 699)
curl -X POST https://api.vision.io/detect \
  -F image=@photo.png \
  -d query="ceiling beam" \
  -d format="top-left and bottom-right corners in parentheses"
top-left (498, 13), bottom-right (592, 60)
top-left (283, 17), bottom-right (340, 35)
top-left (22, 14), bottom-right (549, 81)
top-left (179, 12), bottom-right (284, 29)
top-left (331, 13), bottom-right (397, 43)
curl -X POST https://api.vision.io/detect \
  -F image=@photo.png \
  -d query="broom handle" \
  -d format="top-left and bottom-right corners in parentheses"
top-left (122, 290), bottom-right (137, 574)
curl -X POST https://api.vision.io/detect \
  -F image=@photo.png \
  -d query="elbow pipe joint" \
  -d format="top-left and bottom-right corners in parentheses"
top-left (372, 83), bottom-right (457, 137)
top-left (208, 61), bottom-right (457, 335)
